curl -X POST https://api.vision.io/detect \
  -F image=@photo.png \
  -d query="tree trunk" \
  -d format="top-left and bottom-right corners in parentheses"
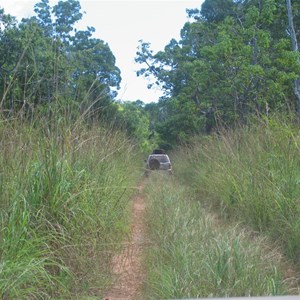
top-left (286, 0), bottom-right (300, 116)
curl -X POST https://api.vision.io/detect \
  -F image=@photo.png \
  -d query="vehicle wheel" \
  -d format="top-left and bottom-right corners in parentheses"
top-left (149, 158), bottom-right (160, 170)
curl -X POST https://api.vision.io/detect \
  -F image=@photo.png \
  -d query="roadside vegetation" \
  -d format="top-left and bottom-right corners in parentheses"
top-left (174, 116), bottom-right (300, 265)
top-left (0, 111), bottom-right (140, 299)
top-left (143, 172), bottom-right (296, 299)
top-left (2, 0), bottom-right (300, 298)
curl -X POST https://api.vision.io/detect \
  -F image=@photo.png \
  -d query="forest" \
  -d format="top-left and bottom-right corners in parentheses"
top-left (1, 0), bottom-right (300, 298)
top-left (1, 0), bottom-right (299, 149)
top-left (136, 0), bottom-right (300, 148)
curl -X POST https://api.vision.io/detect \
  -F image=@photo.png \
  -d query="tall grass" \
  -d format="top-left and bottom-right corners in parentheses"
top-left (143, 173), bottom-right (291, 299)
top-left (0, 113), bottom-right (140, 299)
top-left (173, 115), bottom-right (300, 264)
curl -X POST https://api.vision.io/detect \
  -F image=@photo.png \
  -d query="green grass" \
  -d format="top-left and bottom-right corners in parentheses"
top-left (0, 116), bottom-right (141, 299)
top-left (173, 115), bottom-right (300, 264)
top-left (142, 173), bottom-right (292, 299)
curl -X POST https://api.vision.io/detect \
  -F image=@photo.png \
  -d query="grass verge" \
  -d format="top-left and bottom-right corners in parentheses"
top-left (173, 116), bottom-right (300, 265)
top-left (142, 172), bottom-right (295, 299)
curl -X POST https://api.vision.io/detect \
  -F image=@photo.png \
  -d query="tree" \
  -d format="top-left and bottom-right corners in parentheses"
top-left (136, 0), bottom-right (300, 147)
top-left (33, 0), bottom-right (53, 36)
top-left (286, 0), bottom-right (300, 115)
top-left (0, 0), bottom-right (121, 120)
top-left (52, 0), bottom-right (82, 43)
top-left (201, 0), bottom-right (238, 22)
top-left (115, 100), bottom-right (152, 151)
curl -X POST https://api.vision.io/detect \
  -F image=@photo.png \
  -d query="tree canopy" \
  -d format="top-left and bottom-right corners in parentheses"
top-left (136, 0), bottom-right (300, 147)
top-left (0, 0), bottom-right (120, 118)
top-left (1, 0), bottom-right (300, 149)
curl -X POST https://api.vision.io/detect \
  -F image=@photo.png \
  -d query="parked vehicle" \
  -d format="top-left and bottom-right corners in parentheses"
top-left (145, 149), bottom-right (172, 176)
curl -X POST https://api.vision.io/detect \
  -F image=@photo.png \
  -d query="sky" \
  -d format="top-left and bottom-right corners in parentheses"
top-left (1, 0), bottom-right (203, 103)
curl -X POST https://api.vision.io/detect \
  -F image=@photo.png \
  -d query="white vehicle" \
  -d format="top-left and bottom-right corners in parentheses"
top-left (145, 150), bottom-right (172, 176)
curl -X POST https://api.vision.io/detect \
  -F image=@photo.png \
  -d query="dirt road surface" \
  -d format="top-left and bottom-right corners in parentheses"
top-left (104, 184), bottom-right (146, 300)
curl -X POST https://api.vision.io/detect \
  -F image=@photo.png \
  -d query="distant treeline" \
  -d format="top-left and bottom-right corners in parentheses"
top-left (137, 0), bottom-right (300, 147)
top-left (0, 0), bottom-right (154, 150)
top-left (1, 0), bottom-right (300, 149)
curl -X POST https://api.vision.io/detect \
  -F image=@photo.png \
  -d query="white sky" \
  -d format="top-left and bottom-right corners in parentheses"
top-left (1, 0), bottom-right (203, 103)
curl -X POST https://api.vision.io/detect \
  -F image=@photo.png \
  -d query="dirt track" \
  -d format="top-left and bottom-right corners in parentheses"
top-left (104, 184), bottom-right (146, 300)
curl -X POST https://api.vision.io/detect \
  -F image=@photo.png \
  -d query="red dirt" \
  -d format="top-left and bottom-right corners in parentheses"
top-left (104, 184), bottom-right (146, 300)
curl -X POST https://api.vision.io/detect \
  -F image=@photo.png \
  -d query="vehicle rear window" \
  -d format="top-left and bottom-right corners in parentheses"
top-left (148, 155), bottom-right (169, 162)
top-left (159, 156), bottom-right (169, 163)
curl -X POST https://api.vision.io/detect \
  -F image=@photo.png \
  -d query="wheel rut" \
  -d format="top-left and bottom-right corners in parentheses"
top-left (104, 183), bottom-right (146, 300)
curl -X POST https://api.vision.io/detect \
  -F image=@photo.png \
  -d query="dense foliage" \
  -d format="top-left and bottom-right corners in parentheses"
top-left (1, 1), bottom-right (300, 297)
top-left (0, 0), bottom-right (120, 119)
top-left (136, 0), bottom-right (300, 147)
top-left (0, 0), bottom-right (160, 149)
top-left (3, 0), bottom-right (299, 149)
top-left (0, 3), bottom-right (146, 297)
